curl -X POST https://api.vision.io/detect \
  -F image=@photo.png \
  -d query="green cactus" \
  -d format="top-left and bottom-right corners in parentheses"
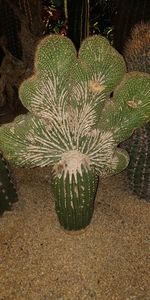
top-left (0, 153), bottom-right (18, 215)
top-left (123, 22), bottom-right (150, 200)
top-left (0, 34), bottom-right (150, 230)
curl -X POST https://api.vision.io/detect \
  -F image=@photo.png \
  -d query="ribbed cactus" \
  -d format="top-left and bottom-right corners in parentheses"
top-left (124, 22), bottom-right (150, 73)
top-left (0, 153), bottom-right (18, 215)
top-left (0, 34), bottom-right (150, 230)
top-left (124, 22), bottom-right (150, 200)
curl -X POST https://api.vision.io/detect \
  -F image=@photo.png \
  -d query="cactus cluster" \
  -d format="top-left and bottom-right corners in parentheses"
top-left (0, 34), bottom-right (150, 229)
top-left (0, 152), bottom-right (18, 215)
top-left (124, 22), bottom-right (150, 200)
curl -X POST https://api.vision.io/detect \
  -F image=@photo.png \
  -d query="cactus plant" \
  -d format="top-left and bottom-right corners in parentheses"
top-left (112, 0), bottom-right (150, 53)
top-left (124, 22), bottom-right (150, 73)
top-left (67, 0), bottom-right (89, 50)
top-left (0, 152), bottom-right (18, 215)
top-left (0, 34), bottom-right (150, 230)
top-left (123, 22), bottom-right (150, 200)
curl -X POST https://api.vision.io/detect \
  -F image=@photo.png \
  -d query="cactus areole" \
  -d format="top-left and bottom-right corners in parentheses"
top-left (0, 35), bottom-right (150, 230)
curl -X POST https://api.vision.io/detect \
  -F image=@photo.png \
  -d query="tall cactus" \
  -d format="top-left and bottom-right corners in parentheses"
top-left (0, 153), bottom-right (18, 215)
top-left (0, 34), bottom-right (150, 230)
top-left (67, 0), bottom-right (89, 50)
top-left (123, 22), bottom-right (150, 200)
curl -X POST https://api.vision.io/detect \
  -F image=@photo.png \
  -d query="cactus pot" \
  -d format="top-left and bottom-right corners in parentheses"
top-left (51, 153), bottom-right (99, 230)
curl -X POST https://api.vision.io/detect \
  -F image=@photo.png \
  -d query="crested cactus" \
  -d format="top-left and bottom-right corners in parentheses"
top-left (0, 152), bottom-right (18, 215)
top-left (123, 22), bottom-right (150, 200)
top-left (0, 34), bottom-right (150, 230)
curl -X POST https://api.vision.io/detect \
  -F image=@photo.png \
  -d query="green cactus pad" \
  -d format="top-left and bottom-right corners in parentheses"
top-left (35, 34), bottom-right (77, 73)
top-left (79, 35), bottom-right (126, 95)
top-left (20, 66), bottom-right (73, 117)
top-left (0, 113), bottom-right (65, 167)
top-left (99, 72), bottom-right (150, 143)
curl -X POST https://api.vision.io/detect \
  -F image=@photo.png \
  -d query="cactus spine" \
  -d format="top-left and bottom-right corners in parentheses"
top-left (124, 22), bottom-right (150, 200)
top-left (0, 153), bottom-right (18, 215)
top-left (0, 34), bottom-right (150, 230)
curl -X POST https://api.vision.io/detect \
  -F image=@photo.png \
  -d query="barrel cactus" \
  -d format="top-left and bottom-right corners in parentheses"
top-left (123, 22), bottom-right (150, 200)
top-left (0, 152), bottom-right (18, 215)
top-left (0, 34), bottom-right (150, 230)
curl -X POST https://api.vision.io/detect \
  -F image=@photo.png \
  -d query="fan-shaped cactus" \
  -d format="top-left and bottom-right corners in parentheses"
top-left (123, 22), bottom-right (150, 200)
top-left (0, 34), bottom-right (150, 230)
top-left (0, 152), bottom-right (18, 215)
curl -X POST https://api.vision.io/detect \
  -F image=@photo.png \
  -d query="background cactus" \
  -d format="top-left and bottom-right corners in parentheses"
top-left (123, 22), bottom-right (150, 200)
top-left (0, 152), bottom-right (18, 215)
top-left (112, 0), bottom-right (150, 53)
top-left (67, 0), bottom-right (89, 50)
top-left (124, 22), bottom-right (150, 73)
top-left (0, 34), bottom-right (150, 230)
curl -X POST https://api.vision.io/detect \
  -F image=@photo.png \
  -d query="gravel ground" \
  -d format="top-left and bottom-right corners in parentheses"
top-left (0, 167), bottom-right (150, 300)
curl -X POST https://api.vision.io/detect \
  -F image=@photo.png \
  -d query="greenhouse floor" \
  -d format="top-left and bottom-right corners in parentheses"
top-left (0, 167), bottom-right (149, 300)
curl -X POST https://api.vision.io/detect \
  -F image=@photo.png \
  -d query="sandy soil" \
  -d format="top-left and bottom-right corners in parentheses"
top-left (0, 167), bottom-right (150, 300)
